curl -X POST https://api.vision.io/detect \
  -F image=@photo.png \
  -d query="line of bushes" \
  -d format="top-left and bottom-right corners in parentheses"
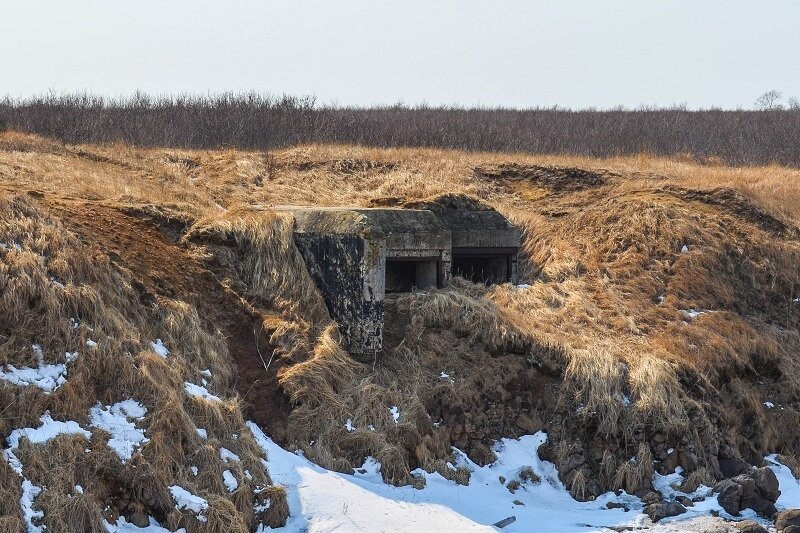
top-left (2, 93), bottom-right (800, 166)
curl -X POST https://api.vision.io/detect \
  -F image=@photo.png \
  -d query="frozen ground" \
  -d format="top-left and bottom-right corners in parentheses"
top-left (248, 422), bottom-right (800, 533)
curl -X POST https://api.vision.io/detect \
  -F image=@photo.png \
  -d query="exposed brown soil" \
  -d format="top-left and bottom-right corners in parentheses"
top-left (474, 163), bottom-right (611, 192)
top-left (658, 185), bottom-right (796, 237)
top-left (45, 198), bottom-right (292, 443)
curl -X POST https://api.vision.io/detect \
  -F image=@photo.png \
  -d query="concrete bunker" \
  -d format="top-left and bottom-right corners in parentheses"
top-left (276, 196), bottom-right (521, 354)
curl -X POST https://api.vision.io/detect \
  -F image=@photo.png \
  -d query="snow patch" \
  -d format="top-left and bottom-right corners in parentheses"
top-left (0, 348), bottom-right (78, 392)
top-left (7, 412), bottom-right (91, 449)
top-left (680, 309), bottom-right (707, 319)
top-left (680, 245), bottom-right (689, 253)
top-left (765, 401), bottom-right (775, 409)
top-left (220, 447), bottom-right (241, 463)
top-left (150, 339), bottom-right (169, 358)
top-left (86, 339), bottom-right (98, 347)
top-left (389, 406), bottom-right (400, 423)
top-left (169, 485), bottom-right (208, 522)
top-left (345, 419), bottom-right (355, 432)
top-left (89, 400), bottom-right (149, 462)
top-left (21, 479), bottom-right (44, 532)
top-left (196, 428), bottom-right (208, 439)
top-left (184, 382), bottom-right (221, 402)
top-left (223, 470), bottom-right (239, 492)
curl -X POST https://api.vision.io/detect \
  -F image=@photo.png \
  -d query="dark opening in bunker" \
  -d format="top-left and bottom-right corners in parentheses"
top-left (453, 248), bottom-right (515, 285)
top-left (385, 258), bottom-right (439, 293)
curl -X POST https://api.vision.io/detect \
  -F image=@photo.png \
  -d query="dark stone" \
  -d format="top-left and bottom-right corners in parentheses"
top-left (643, 491), bottom-right (662, 505)
top-left (715, 470), bottom-right (779, 519)
top-left (514, 413), bottom-right (542, 434)
top-left (776, 509), bottom-right (800, 531)
top-left (662, 450), bottom-right (680, 473)
top-left (752, 467), bottom-right (780, 502)
top-left (492, 516), bottom-right (516, 529)
top-left (678, 450), bottom-right (699, 472)
top-left (739, 491), bottom-right (777, 520)
top-left (560, 453), bottom-right (586, 475)
top-left (128, 513), bottom-right (150, 528)
top-left (732, 474), bottom-right (757, 496)
top-left (606, 502), bottom-right (627, 510)
top-left (715, 479), bottom-right (744, 515)
top-left (467, 441), bottom-right (497, 466)
top-left (784, 526), bottom-right (800, 533)
top-left (645, 501), bottom-right (686, 523)
top-left (719, 457), bottom-right (751, 478)
top-left (676, 495), bottom-right (694, 507)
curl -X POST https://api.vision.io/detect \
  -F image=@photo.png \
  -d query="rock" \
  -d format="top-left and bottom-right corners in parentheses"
top-left (678, 450), bottom-right (699, 472)
top-left (645, 501), bottom-right (686, 523)
top-left (719, 457), bottom-right (750, 478)
top-left (514, 413), bottom-right (542, 434)
top-left (715, 479), bottom-right (744, 515)
top-left (643, 491), bottom-right (662, 505)
top-left (776, 509), bottom-right (800, 531)
top-left (676, 495), bottom-right (694, 507)
top-left (606, 502), bottom-right (627, 510)
top-left (733, 521), bottom-right (768, 533)
top-left (740, 491), bottom-right (777, 519)
top-left (560, 453), bottom-right (586, 475)
top-left (784, 526), bottom-right (800, 533)
top-left (468, 441), bottom-right (497, 466)
top-left (732, 474), bottom-right (757, 496)
top-left (128, 513), bottom-right (150, 528)
top-left (662, 450), bottom-right (680, 473)
top-left (714, 470), bottom-right (780, 519)
top-left (752, 467), bottom-right (780, 502)
top-left (493, 516), bottom-right (516, 529)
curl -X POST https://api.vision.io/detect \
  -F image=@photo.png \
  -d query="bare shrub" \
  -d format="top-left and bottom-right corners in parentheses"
top-left (2, 93), bottom-right (800, 166)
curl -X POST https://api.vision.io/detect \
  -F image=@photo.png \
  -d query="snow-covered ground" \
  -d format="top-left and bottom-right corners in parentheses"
top-left (248, 422), bottom-right (800, 533)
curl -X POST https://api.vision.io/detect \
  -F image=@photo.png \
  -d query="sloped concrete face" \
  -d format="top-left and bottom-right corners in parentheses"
top-left (293, 231), bottom-right (384, 354)
top-left (276, 202), bottom-right (520, 355)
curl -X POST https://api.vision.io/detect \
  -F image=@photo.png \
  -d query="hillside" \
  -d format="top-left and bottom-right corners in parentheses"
top-left (1, 131), bottom-right (799, 532)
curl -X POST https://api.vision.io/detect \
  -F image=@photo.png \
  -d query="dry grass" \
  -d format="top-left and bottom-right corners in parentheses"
top-left (0, 192), bottom-right (285, 530)
top-left (1, 130), bottom-right (799, 514)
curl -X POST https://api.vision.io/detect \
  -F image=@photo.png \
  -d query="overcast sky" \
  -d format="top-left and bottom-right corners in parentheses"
top-left (2, 1), bottom-right (799, 109)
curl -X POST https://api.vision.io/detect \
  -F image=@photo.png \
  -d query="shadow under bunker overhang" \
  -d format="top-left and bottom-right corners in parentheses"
top-left (275, 199), bottom-right (521, 355)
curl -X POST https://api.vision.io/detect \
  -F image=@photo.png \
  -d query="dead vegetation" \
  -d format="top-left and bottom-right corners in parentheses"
top-left (0, 192), bottom-right (287, 531)
top-left (0, 130), bottom-right (799, 528)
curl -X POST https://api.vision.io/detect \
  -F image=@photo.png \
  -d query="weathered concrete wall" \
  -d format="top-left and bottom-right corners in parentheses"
top-left (293, 232), bottom-right (384, 354)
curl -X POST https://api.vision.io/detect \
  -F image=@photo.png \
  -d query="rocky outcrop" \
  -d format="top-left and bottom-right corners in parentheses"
top-left (714, 467), bottom-right (780, 519)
